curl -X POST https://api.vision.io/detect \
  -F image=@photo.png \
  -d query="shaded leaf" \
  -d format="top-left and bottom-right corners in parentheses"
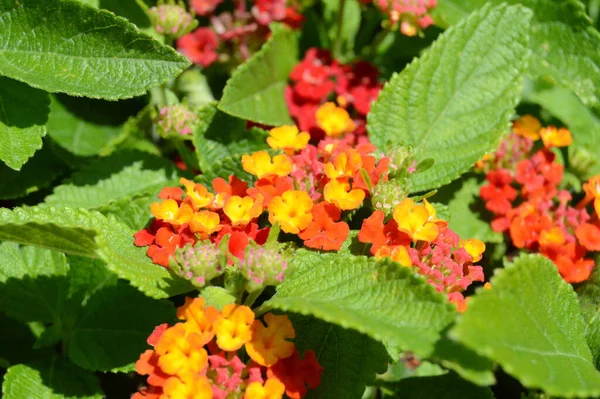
top-left (0, 76), bottom-right (49, 170)
top-left (381, 372), bottom-right (494, 398)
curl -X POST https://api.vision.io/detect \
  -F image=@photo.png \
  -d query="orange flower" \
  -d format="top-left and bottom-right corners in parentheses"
top-left (246, 313), bottom-right (296, 367)
top-left (180, 178), bottom-right (215, 210)
top-left (247, 176), bottom-right (294, 206)
top-left (162, 373), bottom-right (212, 399)
top-left (392, 198), bottom-right (439, 242)
top-left (323, 179), bottom-right (365, 210)
top-left (315, 102), bottom-right (355, 137)
top-left (374, 245), bottom-right (411, 266)
top-left (242, 151), bottom-right (293, 179)
top-left (575, 223), bottom-right (600, 251)
top-left (244, 378), bottom-right (286, 399)
top-left (150, 199), bottom-right (194, 226)
top-left (539, 227), bottom-right (566, 247)
top-left (154, 323), bottom-right (209, 377)
top-left (268, 190), bottom-right (313, 234)
top-left (579, 175), bottom-right (600, 217)
top-left (513, 115), bottom-right (541, 140)
top-left (462, 239), bottom-right (486, 262)
top-left (223, 195), bottom-right (264, 227)
top-left (176, 298), bottom-right (220, 346)
top-left (267, 350), bottom-right (323, 399)
top-left (267, 125), bottom-right (310, 152)
top-left (213, 303), bottom-right (255, 351)
top-left (539, 126), bottom-right (572, 148)
top-left (423, 199), bottom-right (448, 228)
top-left (298, 203), bottom-right (349, 251)
top-left (212, 175), bottom-right (249, 208)
top-left (323, 150), bottom-right (362, 180)
top-left (189, 210), bottom-right (222, 238)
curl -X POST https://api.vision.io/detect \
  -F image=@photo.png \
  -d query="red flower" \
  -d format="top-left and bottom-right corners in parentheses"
top-left (252, 0), bottom-right (287, 25)
top-left (298, 203), bottom-right (349, 251)
top-left (178, 28), bottom-right (220, 67)
top-left (190, 0), bottom-right (223, 16)
top-left (213, 175), bottom-right (249, 198)
top-left (358, 210), bottom-right (410, 254)
top-left (282, 6), bottom-right (304, 29)
top-left (158, 187), bottom-right (184, 200)
top-left (134, 229), bottom-right (155, 246)
top-left (267, 350), bottom-right (323, 399)
top-left (247, 176), bottom-right (294, 206)
top-left (575, 222), bottom-right (600, 251)
top-left (480, 169), bottom-right (516, 215)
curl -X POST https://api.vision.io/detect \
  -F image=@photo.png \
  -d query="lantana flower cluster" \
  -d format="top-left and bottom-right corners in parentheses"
top-left (285, 48), bottom-right (383, 141)
top-left (177, 0), bottom-right (303, 68)
top-left (366, 0), bottom-right (437, 36)
top-left (477, 115), bottom-right (599, 283)
top-left (134, 297), bottom-right (322, 399)
top-left (357, 198), bottom-right (486, 310)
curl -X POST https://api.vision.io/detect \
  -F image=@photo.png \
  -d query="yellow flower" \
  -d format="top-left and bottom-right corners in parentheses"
top-left (323, 150), bottom-right (362, 180)
top-left (374, 245), bottom-right (412, 267)
top-left (213, 304), bottom-right (255, 351)
top-left (162, 374), bottom-right (213, 399)
top-left (242, 151), bottom-right (293, 179)
top-left (267, 125), bottom-right (310, 152)
top-left (244, 378), bottom-right (286, 399)
top-left (154, 323), bottom-right (208, 377)
top-left (462, 239), bottom-right (486, 262)
top-left (315, 102), bottom-right (355, 137)
top-left (323, 179), bottom-right (365, 210)
top-left (513, 115), bottom-right (541, 140)
top-left (150, 199), bottom-right (194, 226)
top-left (176, 297), bottom-right (219, 347)
top-left (223, 195), bottom-right (263, 227)
top-left (539, 126), bottom-right (572, 148)
top-left (246, 313), bottom-right (296, 367)
top-left (392, 198), bottom-right (439, 242)
top-left (268, 190), bottom-right (313, 234)
top-left (180, 178), bottom-right (214, 210)
top-left (189, 210), bottom-right (222, 238)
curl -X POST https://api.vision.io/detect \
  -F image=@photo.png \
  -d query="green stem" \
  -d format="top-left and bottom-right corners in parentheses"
top-left (174, 140), bottom-right (196, 172)
top-left (243, 288), bottom-right (265, 308)
top-left (334, 0), bottom-right (347, 58)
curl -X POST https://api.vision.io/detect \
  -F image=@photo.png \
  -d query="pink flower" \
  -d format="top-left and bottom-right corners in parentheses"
top-left (190, 0), bottom-right (223, 16)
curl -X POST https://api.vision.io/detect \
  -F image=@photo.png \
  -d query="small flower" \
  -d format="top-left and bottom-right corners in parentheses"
top-left (189, 210), bottom-right (222, 238)
top-left (392, 198), bottom-right (439, 242)
top-left (242, 151), bottom-right (293, 179)
top-left (162, 373), bottom-right (213, 399)
top-left (539, 126), bottom-right (572, 148)
top-left (190, 0), bottom-right (223, 15)
top-left (155, 104), bottom-right (199, 138)
top-left (375, 245), bottom-right (412, 267)
top-left (267, 125), bottom-right (310, 152)
top-left (323, 179), bottom-right (365, 210)
top-left (180, 178), bottom-right (215, 210)
top-left (213, 304), bottom-right (255, 351)
top-left (323, 150), bottom-right (363, 180)
top-left (244, 378), bottom-right (286, 399)
top-left (315, 102), bottom-right (355, 137)
top-left (246, 313), bottom-right (295, 367)
top-left (178, 27), bottom-right (220, 67)
top-left (154, 323), bottom-right (209, 377)
top-left (267, 350), bottom-right (323, 399)
top-left (268, 190), bottom-right (313, 234)
top-left (461, 239), bottom-right (486, 262)
top-left (223, 196), bottom-right (264, 227)
top-left (150, 199), bottom-right (194, 226)
top-left (513, 115), bottom-right (541, 140)
top-left (298, 203), bottom-right (350, 250)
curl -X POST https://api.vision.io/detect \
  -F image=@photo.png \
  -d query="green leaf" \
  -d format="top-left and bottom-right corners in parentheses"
top-left (430, 336), bottom-right (496, 386)
top-left (0, 142), bottom-right (69, 200)
top-left (99, 194), bottom-right (156, 230)
top-left (577, 268), bottom-right (600, 370)
top-left (194, 103), bottom-right (269, 173)
top-left (0, 0), bottom-right (189, 100)
top-left (45, 150), bottom-right (179, 209)
top-left (381, 372), bottom-right (494, 398)
top-left (290, 314), bottom-right (388, 399)
top-left (434, 175), bottom-right (503, 243)
top-left (46, 96), bottom-right (124, 157)
top-left (218, 25), bottom-right (298, 125)
top-left (367, 4), bottom-right (532, 192)
top-left (200, 286), bottom-right (236, 311)
top-left (434, 0), bottom-right (600, 107)
top-left (0, 76), bottom-right (49, 170)
top-left (262, 251), bottom-right (455, 357)
top-left (0, 243), bottom-right (69, 323)
top-left (323, 0), bottom-right (361, 60)
top-left (0, 206), bottom-right (193, 299)
top-left (66, 281), bottom-right (175, 371)
top-left (452, 255), bottom-right (600, 397)
top-left (196, 155), bottom-right (255, 186)
top-left (2, 358), bottom-right (103, 399)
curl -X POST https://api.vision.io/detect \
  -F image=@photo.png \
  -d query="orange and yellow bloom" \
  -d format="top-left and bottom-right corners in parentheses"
top-left (315, 102), bottom-right (355, 137)
top-left (268, 190), bottom-right (313, 234)
top-left (242, 151), bottom-right (293, 179)
top-left (392, 198), bottom-right (439, 242)
top-left (267, 125), bottom-right (310, 152)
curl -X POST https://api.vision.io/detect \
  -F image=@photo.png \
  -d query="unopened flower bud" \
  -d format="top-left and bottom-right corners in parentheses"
top-left (238, 246), bottom-right (289, 292)
top-left (155, 104), bottom-right (198, 138)
top-left (371, 179), bottom-right (410, 215)
top-left (171, 242), bottom-right (225, 287)
top-left (386, 145), bottom-right (416, 179)
top-left (148, 1), bottom-right (198, 39)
